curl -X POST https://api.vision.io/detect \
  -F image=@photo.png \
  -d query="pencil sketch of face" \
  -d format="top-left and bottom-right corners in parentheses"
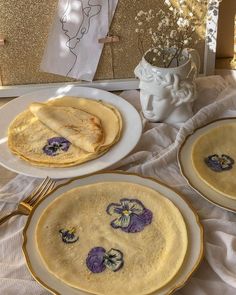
top-left (60, 0), bottom-right (101, 49)
top-left (60, 0), bottom-right (81, 41)
top-left (60, 0), bottom-right (102, 76)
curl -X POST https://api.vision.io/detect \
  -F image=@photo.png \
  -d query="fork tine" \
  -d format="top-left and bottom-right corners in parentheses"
top-left (28, 180), bottom-right (56, 207)
top-left (23, 177), bottom-right (51, 203)
top-left (29, 180), bottom-right (55, 207)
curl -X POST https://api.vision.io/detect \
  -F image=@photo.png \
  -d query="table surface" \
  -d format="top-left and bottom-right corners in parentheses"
top-left (0, 98), bottom-right (17, 186)
top-left (1, 79), bottom-right (236, 295)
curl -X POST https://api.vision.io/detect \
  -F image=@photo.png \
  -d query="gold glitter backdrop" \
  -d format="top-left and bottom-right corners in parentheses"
top-left (0, 0), bottom-right (207, 86)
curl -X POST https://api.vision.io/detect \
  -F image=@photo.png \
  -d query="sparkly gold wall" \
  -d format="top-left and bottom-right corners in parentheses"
top-left (0, 0), bottom-right (206, 86)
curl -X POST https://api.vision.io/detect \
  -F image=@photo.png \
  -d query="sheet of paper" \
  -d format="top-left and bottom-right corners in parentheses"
top-left (40, 0), bottom-right (119, 81)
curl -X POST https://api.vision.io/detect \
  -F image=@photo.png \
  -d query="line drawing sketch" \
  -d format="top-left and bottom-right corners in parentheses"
top-left (60, 0), bottom-right (102, 76)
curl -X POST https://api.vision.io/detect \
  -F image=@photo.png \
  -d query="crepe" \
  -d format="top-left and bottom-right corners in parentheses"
top-left (192, 123), bottom-right (236, 199)
top-left (36, 182), bottom-right (188, 295)
top-left (30, 103), bottom-right (104, 153)
top-left (48, 96), bottom-right (122, 151)
top-left (8, 97), bottom-right (122, 167)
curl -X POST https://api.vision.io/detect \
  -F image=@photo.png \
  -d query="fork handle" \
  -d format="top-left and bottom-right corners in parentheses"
top-left (0, 210), bottom-right (22, 226)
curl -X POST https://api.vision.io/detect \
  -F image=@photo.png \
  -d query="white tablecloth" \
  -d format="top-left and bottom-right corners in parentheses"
top-left (1, 75), bottom-right (236, 295)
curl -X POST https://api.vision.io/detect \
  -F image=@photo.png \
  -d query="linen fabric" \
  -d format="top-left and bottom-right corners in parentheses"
top-left (1, 75), bottom-right (236, 295)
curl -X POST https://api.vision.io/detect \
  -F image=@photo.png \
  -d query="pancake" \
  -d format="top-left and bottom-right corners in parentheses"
top-left (30, 103), bottom-right (104, 153)
top-left (192, 123), bottom-right (236, 199)
top-left (48, 96), bottom-right (122, 151)
top-left (36, 182), bottom-right (188, 295)
top-left (8, 97), bottom-right (122, 167)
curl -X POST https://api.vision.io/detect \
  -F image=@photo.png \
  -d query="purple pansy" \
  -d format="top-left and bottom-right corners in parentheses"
top-left (59, 227), bottom-right (79, 244)
top-left (86, 247), bottom-right (123, 273)
top-left (106, 198), bottom-right (153, 233)
top-left (43, 137), bottom-right (71, 156)
top-left (205, 154), bottom-right (234, 172)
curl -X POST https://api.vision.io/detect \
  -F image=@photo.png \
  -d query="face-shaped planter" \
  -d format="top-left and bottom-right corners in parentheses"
top-left (134, 48), bottom-right (200, 124)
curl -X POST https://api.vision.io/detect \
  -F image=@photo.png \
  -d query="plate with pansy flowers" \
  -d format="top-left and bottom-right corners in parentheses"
top-left (23, 171), bottom-right (203, 295)
top-left (0, 86), bottom-right (142, 178)
top-left (178, 117), bottom-right (236, 213)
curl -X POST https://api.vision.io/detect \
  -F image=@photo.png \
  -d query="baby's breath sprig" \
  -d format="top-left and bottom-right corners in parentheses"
top-left (134, 0), bottom-right (208, 68)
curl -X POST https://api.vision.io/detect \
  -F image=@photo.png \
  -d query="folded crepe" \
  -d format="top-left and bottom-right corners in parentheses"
top-left (36, 182), bottom-right (188, 295)
top-left (8, 97), bottom-right (122, 167)
top-left (30, 103), bottom-right (104, 153)
top-left (48, 96), bottom-right (122, 151)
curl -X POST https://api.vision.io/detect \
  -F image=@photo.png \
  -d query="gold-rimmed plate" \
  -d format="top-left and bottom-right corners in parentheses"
top-left (23, 171), bottom-right (203, 295)
top-left (178, 117), bottom-right (236, 213)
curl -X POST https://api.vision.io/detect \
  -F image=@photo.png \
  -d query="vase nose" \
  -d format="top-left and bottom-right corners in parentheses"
top-left (147, 100), bottom-right (153, 113)
top-left (141, 92), bottom-right (153, 112)
top-left (146, 96), bottom-right (153, 111)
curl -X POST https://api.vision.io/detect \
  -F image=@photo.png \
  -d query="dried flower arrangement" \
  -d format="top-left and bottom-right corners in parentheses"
top-left (134, 0), bottom-right (208, 68)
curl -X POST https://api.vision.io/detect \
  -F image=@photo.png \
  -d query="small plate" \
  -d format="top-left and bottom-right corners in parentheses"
top-left (178, 117), bottom-right (236, 213)
top-left (0, 86), bottom-right (142, 179)
top-left (23, 171), bottom-right (203, 295)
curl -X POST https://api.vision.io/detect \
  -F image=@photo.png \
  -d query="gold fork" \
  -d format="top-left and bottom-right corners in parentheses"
top-left (0, 177), bottom-right (56, 226)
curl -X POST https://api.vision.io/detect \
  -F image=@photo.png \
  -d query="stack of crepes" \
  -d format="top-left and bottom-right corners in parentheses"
top-left (8, 96), bottom-right (122, 167)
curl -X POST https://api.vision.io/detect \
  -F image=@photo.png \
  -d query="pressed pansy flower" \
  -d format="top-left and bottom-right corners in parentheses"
top-left (106, 198), bottom-right (153, 233)
top-left (103, 248), bottom-right (124, 272)
top-left (86, 247), bottom-right (124, 273)
top-left (205, 154), bottom-right (234, 172)
top-left (86, 247), bottom-right (106, 273)
top-left (59, 227), bottom-right (79, 244)
top-left (43, 137), bottom-right (71, 156)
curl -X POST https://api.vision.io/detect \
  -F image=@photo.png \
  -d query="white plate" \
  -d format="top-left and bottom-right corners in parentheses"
top-left (0, 87), bottom-right (142, 179)
top-left (23, 171), bottom-right (203, 295)
top-left (178, 117), bottom-right (236, 213)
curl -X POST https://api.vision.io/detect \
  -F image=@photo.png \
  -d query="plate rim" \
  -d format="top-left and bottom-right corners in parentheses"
top-left (177, 116), bottom-right (236, 213)
top-left (22, 170), bottom-right (204, 295)
top-left (0, 86), bottom-right (142, 178)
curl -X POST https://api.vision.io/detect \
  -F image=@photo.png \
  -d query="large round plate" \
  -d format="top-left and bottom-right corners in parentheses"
top-left (0, 87), bottom-right (142, 179)
top-left (178, 117), bottom-right (236, 213)
top-left (23, 171), bottom-right (203, 295)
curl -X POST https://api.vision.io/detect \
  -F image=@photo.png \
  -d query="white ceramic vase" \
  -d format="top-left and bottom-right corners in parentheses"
top-left (134, 48), bottom-right (200, 124)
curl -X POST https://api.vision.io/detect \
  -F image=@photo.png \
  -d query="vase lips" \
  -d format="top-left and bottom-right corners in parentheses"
top-left (144, 111), bottom-right (153, 115)
top-left (143, 111), bottom-right (158, 121)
